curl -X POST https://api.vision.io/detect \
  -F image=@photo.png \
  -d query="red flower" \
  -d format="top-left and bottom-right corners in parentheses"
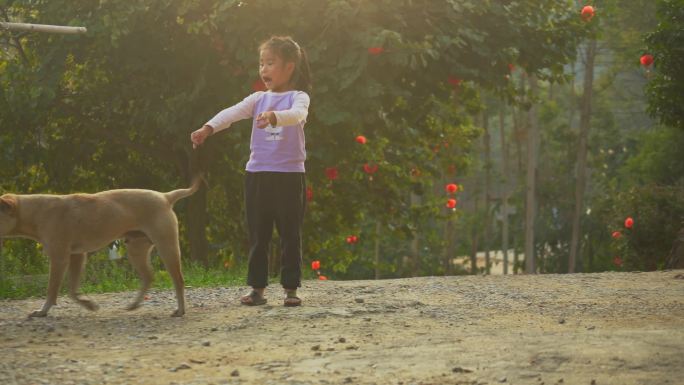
top-left (368, 47), bottom-right (384, 55)
top-left (445, 183), bottom-right (458, 194)
top-left (446, 198), bottom-right (457, 209)
top-left (611, 231), bottom-right (622, 239)
top-left (410, 167), bottom-right (422, 178)
top-left (640, 54), bottom-right (654, 67)
top-left (306, 186), bottom-right (314, 202)
top-left (613, 256), bottom-right (623, 267)
top-left (447, 76), bottom-right (462, 87)
top-left (319, 275), bottom-right (328, 280)
top-left (325, 167), bottom-right (339, 180)
top-left (311, 260), bottom-right (321, 270)
top-left (355, 135), bottom-right (367, 144)
top-left (252, 79), bottom-right (267, 92)
top-left (508, 63), bottom-right (515, 72)
top-left (624, 217), bottom-right (634, 229)
top-left (346, 235), bottom-right (359, 244)
top-left (363, 163), bottom-right (378, 174)
top-left (581, 5), bottom-right (595, 21)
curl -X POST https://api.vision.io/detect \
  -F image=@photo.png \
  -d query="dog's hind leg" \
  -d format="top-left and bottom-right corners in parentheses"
top-left (30, 249), bottom-right (69, 317)
top-left (125, 235), bottom-right (154, 311)
top-left (157, 241), bottom-right (185, 317)
top-left (150, 226), bottom-right (185, 317)
top-left (68, 253), bottom-right (99, 311)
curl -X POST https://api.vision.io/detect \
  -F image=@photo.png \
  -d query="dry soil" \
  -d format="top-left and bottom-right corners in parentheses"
top-left (1, 270), bottom-right (683, 385)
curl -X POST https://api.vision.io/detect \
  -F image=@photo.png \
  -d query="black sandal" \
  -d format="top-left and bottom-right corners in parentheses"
top-left (284, 291), bottom-right (302, 307)
top-left (240, 290), bottom-right (267, 306)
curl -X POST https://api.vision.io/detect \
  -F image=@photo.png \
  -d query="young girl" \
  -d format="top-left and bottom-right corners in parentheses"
top-left (190, 36), bottom-right (311, 307)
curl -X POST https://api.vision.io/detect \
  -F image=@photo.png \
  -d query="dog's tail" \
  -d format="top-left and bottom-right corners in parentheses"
top-left (165, 175), bottom-right (204, 206)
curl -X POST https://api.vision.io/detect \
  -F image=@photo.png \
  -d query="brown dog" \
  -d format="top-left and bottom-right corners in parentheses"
top-left (0, 178), bottom-right (201, 317)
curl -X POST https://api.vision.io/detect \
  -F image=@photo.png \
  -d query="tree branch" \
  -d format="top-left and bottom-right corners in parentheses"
top-left (0, 7), bottom-right (29, 66)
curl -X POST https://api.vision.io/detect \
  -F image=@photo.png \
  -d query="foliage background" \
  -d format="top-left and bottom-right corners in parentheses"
top-left (0, 0), bottom-right (681, 298)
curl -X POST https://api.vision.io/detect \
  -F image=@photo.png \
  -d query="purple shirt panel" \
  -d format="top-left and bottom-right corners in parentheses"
top-left (247, 91), bottom-right (307, 173)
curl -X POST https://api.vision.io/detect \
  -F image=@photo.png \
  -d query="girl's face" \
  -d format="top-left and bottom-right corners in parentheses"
top-left (259, 48), bottom-right (295, 92)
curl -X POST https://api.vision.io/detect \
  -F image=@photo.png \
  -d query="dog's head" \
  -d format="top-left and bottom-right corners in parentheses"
top-left (0, 195), bottom-right (18, 236)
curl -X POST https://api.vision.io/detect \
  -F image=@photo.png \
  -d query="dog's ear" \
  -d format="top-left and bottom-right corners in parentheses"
top-left (0, 195), bottom-right (17, 216)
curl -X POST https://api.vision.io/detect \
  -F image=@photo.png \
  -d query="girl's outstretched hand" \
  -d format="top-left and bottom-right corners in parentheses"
top-left (191, 125), bottom-right (214, 149)
top-left (256, 111), bottom-right (277, 129)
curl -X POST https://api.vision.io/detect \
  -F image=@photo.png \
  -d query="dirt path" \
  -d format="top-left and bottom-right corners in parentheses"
top-left (1, 270), bottom-right (683, 385)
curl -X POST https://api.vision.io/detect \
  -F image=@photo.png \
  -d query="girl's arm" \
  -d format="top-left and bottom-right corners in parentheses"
top-left (205, 92), bottom-right (261, 133)
top-left (272, 92), bottom-right (310, 127)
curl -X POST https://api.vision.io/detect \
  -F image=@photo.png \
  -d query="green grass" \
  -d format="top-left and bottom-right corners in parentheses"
top-left (0, 251), bottom-right (250, 300)
top-left (80, 260), bottom-right (250, 295)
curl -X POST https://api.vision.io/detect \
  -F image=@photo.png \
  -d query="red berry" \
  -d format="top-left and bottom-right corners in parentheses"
top-left (325, 167), bottom-right (339, 180)
top-left (363, 164), bottom-right (378, 174)
top-left (624, 217), bottom-right (634, 229)
top-left (640, 54), bottom-right (654, 67)
top-left (447, 76), bottom-right (462, 87)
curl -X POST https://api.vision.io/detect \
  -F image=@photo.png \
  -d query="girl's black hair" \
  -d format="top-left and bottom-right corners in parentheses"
top-left (260, 36), bottom-right (312, 93)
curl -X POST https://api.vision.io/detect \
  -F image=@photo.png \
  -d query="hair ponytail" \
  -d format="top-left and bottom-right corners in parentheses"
top-left (294, 47), bottom-right (312, 93)
top-left (260, 36), bottom-right (312, 93)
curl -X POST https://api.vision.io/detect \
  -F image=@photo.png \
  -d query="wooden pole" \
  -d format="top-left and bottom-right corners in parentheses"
top-left (0, 238), bottom-right (4, 282)
top-left (524, 74), bottom-right (539, 274)
top-left (374, 221), bottom-right (381, 279)
top-left (0, 22), bottom-right (86, 35)
top-left (410, 191), bottom-right (421, 276)
top-left (499, 102), bottom-right (510, 275)
top-left (482, 109), bottom-right (492, 275)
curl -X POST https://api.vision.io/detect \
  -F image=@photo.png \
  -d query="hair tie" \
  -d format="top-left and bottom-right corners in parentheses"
top-left (291, 40), bottom-right (302, 57)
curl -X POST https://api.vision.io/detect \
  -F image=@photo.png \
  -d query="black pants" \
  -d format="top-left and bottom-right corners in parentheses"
top-left (245, 171), bottom-right (306, 289)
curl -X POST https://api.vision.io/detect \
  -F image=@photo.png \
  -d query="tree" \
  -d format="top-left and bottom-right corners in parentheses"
top-left (568, 38), bottom-right (597, 273)
top-left (644, 0), bottom-right (684, 129)
top-left (1, 0), bottom-right (585, 278)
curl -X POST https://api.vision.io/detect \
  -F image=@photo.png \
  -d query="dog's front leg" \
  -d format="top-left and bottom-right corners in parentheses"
top-left (68, 253), bottom-right (99, 311)
top-left (30, 248), bottom-right (69, 317)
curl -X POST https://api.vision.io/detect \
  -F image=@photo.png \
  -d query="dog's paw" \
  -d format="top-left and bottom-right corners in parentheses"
top-left (126, 302), bottom-right (141, 311)
top-left (170, 309), bottom-right (185, 317)
top-left (80, 300), bottom-right (99, 311)
top-left (28, 310), bottom-right (48, 318)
